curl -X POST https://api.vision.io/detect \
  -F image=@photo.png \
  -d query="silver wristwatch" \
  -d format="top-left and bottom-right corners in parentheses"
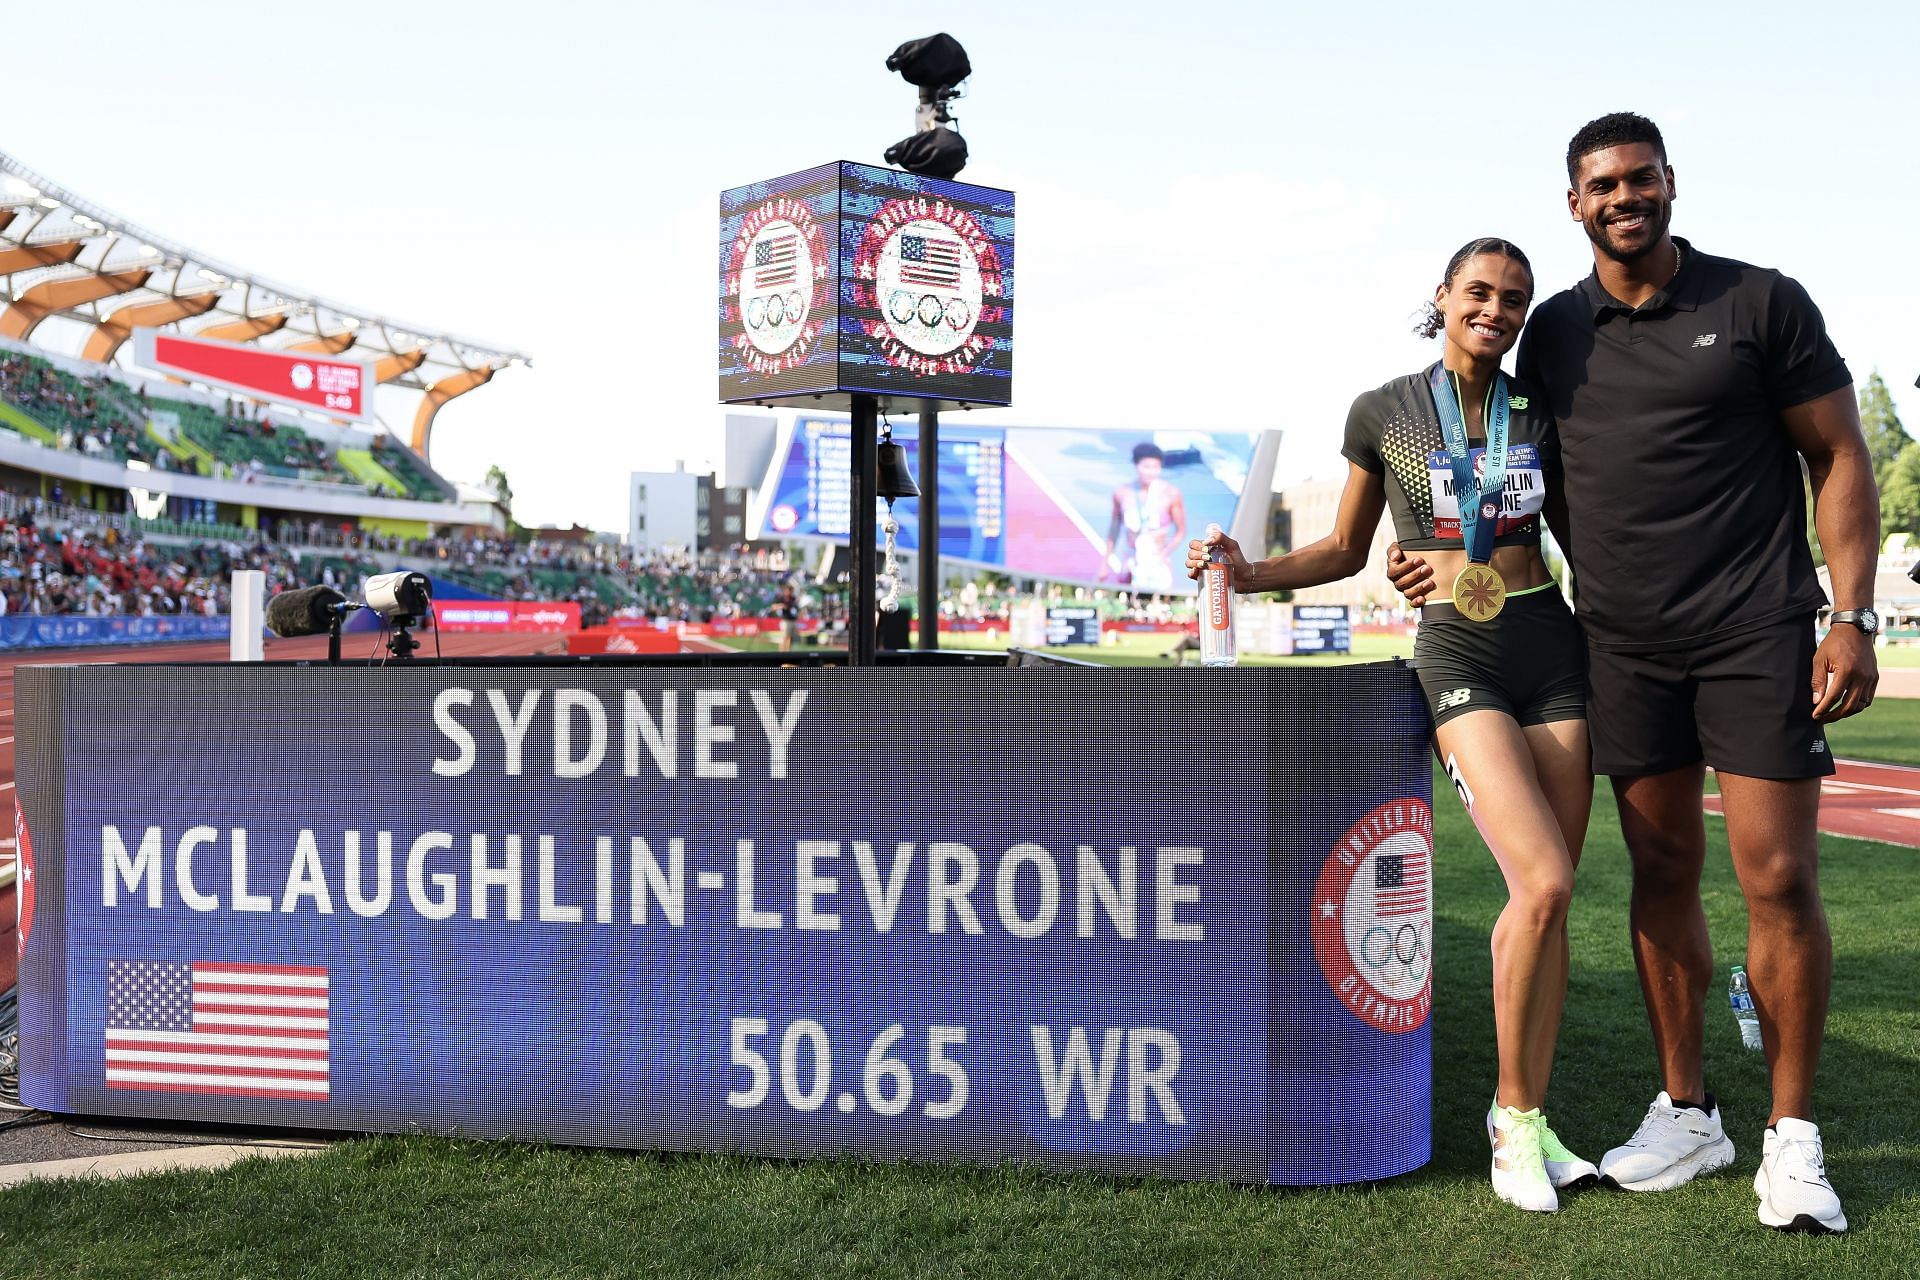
top-left (1829, 608), bottom-right (1879, 636)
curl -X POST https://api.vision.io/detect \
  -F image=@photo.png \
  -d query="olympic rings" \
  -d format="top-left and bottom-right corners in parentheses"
top-left (745, 296), bottom-right (767, 329)
top-left (784, 291), bottom-right (805, 324)
top-left (944, 298), bottom-right (972, 330)
top-left (916, 294), bottom-right (944, 327)
top-left (1360, 921), bottom-right (1431, 974)
top-left (887, 290), bottom-right (917, 323)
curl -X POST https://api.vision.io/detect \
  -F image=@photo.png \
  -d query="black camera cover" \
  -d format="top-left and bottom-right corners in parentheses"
top-left (885, 33), bottom-right (971, 89)
top-left (884, 127), bottom-right (969, 180)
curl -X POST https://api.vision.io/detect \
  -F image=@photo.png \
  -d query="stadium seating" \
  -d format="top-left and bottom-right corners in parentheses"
top-left (0, 347), bottom-right (458, 498)
top-left (371, 436), bottom-right (454, 500)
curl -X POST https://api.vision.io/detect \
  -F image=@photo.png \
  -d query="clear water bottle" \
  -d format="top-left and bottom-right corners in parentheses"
top-left (1729, 964), bottom-right (1763, 1051)
top-left (1200, 523), bottom-right (1237, 668)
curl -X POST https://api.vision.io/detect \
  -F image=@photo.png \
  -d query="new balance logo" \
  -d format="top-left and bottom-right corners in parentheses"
top-left (1811, 739), bottom-right (1828, 754)
top-left (1436, 688), bottom-right (1472, 712)
top-left (1691, 333), bottom-right (1718, 348)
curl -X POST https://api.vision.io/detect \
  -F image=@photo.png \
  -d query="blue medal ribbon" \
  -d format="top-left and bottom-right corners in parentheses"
top-left (1428, 363), bottom-right (1510, 565)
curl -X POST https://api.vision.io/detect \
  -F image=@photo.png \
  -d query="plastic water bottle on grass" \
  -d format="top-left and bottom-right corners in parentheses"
top-left (1729, 964), bottom-right (1763, 1051)
top-left (1200, 524), bottom-right (1237, 668)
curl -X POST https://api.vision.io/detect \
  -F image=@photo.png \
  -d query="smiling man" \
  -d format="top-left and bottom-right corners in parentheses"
top-left (1387, 112), bottom-right (1880, 1234)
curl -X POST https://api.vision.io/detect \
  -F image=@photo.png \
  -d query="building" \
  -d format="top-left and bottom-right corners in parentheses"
top-left (1272, 474), bottom-right (1399, 610)
top-left (695, 474), bottom-right (749, 551)
top-left (629, 466), bottom-right (700, 553)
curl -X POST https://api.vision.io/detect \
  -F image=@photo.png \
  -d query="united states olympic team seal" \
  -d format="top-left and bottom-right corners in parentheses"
top-left (852, 195), bottom-right (1005, 378)
top-left (14, 799), bottom-right (33, 957)
top-left (1310, 798), bottom-right (1433, 1033)
top-left (724, 197), bottom-right (830, 376)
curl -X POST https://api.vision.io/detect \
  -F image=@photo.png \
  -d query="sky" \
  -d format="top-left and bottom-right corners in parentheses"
top-left (5, 0), bottom-right (1917, 532)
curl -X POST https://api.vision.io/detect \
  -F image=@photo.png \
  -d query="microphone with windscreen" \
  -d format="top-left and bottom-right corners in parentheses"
top-left (264, 585), bottom-right (357, 638)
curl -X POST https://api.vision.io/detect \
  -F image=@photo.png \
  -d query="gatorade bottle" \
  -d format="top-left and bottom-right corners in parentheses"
top-left (1200, 523), bottom-right (1237, 668)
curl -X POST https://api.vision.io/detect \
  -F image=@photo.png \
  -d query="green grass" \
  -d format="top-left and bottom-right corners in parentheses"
top-left (1826, 697), bottom-right (1920, 767)
top-left (1871, 643), bottom-right (1920, 669)
top-left (4, 762), bottom-right (1915, 1278)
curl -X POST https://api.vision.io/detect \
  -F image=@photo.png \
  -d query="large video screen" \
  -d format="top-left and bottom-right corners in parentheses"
top-left (755, 417), bottom-right (1268, 593)
top-left (718, 162), bottom-right (1014, 410)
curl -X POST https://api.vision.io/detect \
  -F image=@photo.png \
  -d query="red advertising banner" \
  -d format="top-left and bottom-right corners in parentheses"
top-left (566, 627), bottom-right (682, 655)
top-left (133, 329), bottom-right (374, 422)
top-left (432, 601), bottom-right (581, 633)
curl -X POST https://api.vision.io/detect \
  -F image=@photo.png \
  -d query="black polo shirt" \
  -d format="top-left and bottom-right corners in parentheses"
top-left (1515, 238), bottom-right (1851, 652)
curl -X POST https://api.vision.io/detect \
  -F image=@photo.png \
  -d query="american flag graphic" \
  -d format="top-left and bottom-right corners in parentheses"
top-left (899, 234), bottom-right (962, 287)
top-left (753, 234), bottom-right (798, 289)
top-left (1374, 850), bottom-right (1429, 918)
top-left (105, 960), bottom-right (330, 1100)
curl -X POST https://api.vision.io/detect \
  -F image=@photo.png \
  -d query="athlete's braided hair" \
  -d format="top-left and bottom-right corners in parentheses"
top-left (1415, 238), bottom-right (1533, 340)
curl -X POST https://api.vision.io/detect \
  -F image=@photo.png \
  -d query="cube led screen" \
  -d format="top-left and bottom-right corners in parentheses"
top-left (719, 162), bottom-right (1014, 410)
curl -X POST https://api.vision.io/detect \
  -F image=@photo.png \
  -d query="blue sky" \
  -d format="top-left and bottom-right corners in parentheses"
top-left (6, 0), bottom-right (1916, 531)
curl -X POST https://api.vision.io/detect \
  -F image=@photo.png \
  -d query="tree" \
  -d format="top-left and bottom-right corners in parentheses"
top-left (1882, 440), bottom-right (1920, 548)
top-left (1859, 371), bottom-right (1910, 495)
top-left (483, 464), bottom-right (525, 540)
top-left (484, 464), bottom-right (514, 511)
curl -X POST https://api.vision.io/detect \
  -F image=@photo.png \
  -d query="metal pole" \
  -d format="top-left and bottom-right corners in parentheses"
top-left (849, 394), bottom-right (879, 666)
top-left (916, 404), bottom-right (939, 650)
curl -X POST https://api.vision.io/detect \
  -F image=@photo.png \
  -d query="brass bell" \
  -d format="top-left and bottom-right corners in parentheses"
top-left (877, 437), bottom-right (920, 501)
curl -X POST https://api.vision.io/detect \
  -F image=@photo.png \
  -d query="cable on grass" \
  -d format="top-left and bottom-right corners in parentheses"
top-left (63, 1127), bottom-right (333, 1151)
top-left (0, 985), bottom-right (21, 1108)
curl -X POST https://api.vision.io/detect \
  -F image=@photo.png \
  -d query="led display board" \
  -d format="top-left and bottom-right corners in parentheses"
top-left (1044, 607), bottom-right (1102, 647)
top-left (18, 663), bottom-right (1430, 1186)
top-left (718, 163), bottom-right (1014, 411)
top-left (1290, 605), bottom-right (1353, 655)
top-left (133, 330), bottom-right (372, 422)
top-left (754, 417), bottom-right (1275, 594)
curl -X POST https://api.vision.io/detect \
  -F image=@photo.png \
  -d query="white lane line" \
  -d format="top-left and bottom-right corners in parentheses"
top-left (1823, 778), bottom-right (1920, 799)
top-left (1838, 757), bottom-right (1920, 776)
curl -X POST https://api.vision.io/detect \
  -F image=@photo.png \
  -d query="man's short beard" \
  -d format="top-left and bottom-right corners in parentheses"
top-left (1585, 205), bottom-right (1672, 264)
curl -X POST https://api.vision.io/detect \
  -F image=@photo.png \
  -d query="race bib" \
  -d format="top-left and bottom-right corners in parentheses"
top-left (1427, 443), bottom-right (1543, 539)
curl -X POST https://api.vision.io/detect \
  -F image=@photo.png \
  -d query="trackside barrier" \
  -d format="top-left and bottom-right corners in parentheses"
top-left (17, 662), bottom-right (1432, 1185)
top-left (0, 615), bottom-right (231, 651)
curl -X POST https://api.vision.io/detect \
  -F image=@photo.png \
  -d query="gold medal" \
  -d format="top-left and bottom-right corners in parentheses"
top-left (1451, 563), bottom-right (1506, 622)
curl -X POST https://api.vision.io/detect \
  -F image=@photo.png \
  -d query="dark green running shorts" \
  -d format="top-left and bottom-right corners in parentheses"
top-left (1413, 584), bottom-right (1587, 729)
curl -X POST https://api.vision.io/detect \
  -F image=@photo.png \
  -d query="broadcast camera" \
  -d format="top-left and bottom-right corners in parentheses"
top-left (363, 571), bottom-right (433, 661)
top-left (884, 33), bottom-right (971, 180)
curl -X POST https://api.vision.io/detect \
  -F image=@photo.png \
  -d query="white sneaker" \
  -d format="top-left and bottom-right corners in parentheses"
top-left (1488, 1098), bottom-right (1599, 1190)
top-left (1540, 1118), bottom-right (1601, 1190)
top-left (1600, 1090), bottom-right (1737, 1191)
top-left (1755, 1117), bottom-right (1847, 1234)
top-left (1488, 1104), bottom-right (1559, 1212)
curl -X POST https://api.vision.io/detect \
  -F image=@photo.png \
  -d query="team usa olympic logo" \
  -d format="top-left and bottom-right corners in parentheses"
top-left (724, 198), bottom-right (830, 374)
top-left (14, 799), bottom-right (32, 957)
top-left (853, 196), bottom-right (1005, 377)
top-left (1309, 799), bottom-right (1433, 1034)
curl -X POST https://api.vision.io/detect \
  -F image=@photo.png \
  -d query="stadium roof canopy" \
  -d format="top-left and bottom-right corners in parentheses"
top-left (0, 148), bottom-right (528, 459)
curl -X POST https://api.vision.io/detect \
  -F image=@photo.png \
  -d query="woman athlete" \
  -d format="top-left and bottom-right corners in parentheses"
top-left (1187, 238), bottom-right (1597, 1213)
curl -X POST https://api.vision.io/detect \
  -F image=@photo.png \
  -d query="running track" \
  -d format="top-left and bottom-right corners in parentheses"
top-left (1704, 758), bottom-right (1920, 848)
top-left (1, 640), bottom-right (1916, 993)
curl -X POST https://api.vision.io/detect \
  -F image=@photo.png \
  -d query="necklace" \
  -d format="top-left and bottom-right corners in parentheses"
top-left (1670, 240), bottom-right (1685, 283)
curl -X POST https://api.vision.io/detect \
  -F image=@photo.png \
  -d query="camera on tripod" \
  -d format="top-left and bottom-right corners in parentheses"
top-left (364, 571), bottom-right (432, 660)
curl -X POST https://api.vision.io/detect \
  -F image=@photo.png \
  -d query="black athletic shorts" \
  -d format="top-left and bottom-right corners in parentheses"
top-left (1413, 585), bottom-right (1587, 730)
top-left (1586, 614), bottom-right (1833, 779)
